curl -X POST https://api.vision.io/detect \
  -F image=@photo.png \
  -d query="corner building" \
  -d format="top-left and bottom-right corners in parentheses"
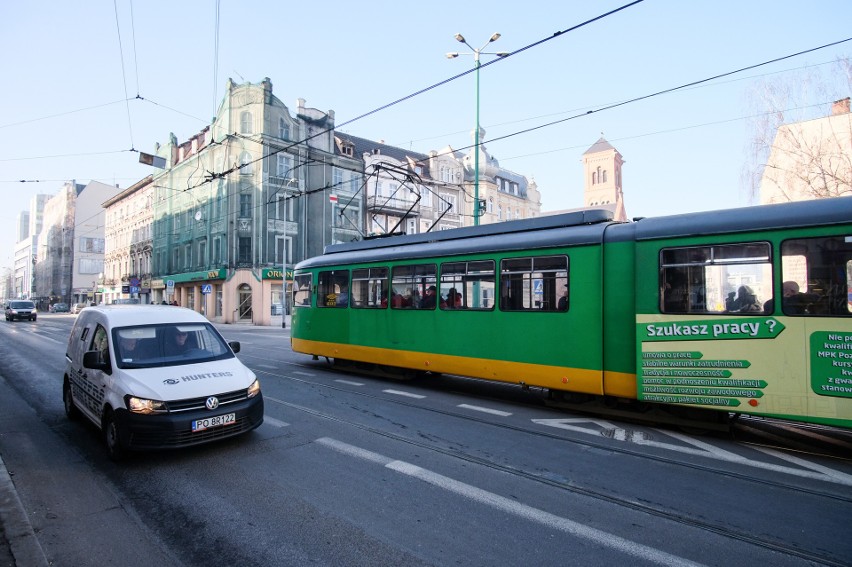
top-left (150, 78), bottom-right (363, 324)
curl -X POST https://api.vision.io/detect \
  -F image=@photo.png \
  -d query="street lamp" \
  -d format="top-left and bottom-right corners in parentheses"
top-left (447, 32), bottom-right (509, 226)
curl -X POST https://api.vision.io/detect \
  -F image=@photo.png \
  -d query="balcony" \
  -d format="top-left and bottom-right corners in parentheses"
top-left (366, 195), bottom-right (420, 216)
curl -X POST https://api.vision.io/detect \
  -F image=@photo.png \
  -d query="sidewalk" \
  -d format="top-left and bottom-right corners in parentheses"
top-left (0, 456), bottom-right (47, 567)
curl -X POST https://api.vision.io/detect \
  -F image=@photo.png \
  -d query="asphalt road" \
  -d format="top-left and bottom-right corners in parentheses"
top-left (1, 313), bottom-right (851, 566)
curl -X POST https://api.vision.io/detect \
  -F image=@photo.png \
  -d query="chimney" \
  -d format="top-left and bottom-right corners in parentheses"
top-left (831, 97), bottom-right (850, 116)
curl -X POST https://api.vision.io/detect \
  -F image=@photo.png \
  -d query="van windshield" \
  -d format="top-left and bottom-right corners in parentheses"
top-left (112, 323), bottom-right (235, 369)
top-left (10, 301), bottom-right (34, 309)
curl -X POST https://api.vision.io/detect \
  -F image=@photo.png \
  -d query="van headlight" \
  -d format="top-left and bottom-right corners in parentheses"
top-left (126, 396), bottom-right (168, 414)
top-left (247, 378), bottom-right (261, 398)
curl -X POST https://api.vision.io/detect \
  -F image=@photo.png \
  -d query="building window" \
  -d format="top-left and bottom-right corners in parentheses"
top-left (592, 172), bottom-right (598, 184)
top-left (240, 152), bottom-right (253, 175)
top-left (238, 238), bottom-right (252, 264)
top-left (333, 168), bottom-right (343, 187)
top-left (213, 237), bottom-right (221, 265)
top-left (440, 193), bottom-right (457, 213)
top-left (602, 170), bottom-right (608, 183)
top-left (198, 239), bottom-right (207, 267)
top-left (277, 154), bottom-right (291, 178)
top-left (240, 194), bottom-right (252, 218)
top-left (279, 118), bottom-right (290, 140)
top-left (240, 111), bottom-right (253, 134)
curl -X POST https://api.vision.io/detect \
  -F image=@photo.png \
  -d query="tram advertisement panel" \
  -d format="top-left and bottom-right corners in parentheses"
top-left (635, 316), bottom-right (852, 428)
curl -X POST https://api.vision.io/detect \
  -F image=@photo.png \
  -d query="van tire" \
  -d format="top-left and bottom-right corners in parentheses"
top-left (102, 408), bottom-right (125, 462)
top-left (63, 378), bottom-right (80, 421)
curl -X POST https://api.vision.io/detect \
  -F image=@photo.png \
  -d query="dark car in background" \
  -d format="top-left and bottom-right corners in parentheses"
top-left (5, 300), bottom-right (37, 321)
top-left (50, 302), bottom-right (70, 313)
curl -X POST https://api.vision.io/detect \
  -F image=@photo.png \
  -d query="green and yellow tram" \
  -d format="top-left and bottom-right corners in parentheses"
top-left (291, 197), bottom-right (852, 430)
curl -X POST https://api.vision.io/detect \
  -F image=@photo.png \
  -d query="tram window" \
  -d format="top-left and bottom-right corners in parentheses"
top-left (293, 273), bottom-right (312, 307)
top-left (500, 255), bottom-right (569, 312)
top-left (440, 260), bottom-right (495, 310)
top-left (660, 242), bottom-right (772, 314)
top-left (352, 267), bottom-right (389, 308)
top-left (318, 270), bottom-right (350, 308)
top-left (391, 264), bottom-right (437, 309)
top-left (780, 236), bottom-right (852, 316)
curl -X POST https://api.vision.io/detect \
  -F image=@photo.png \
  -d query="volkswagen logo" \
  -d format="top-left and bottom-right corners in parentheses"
top-left (205, 396), bottom-right (220, 410)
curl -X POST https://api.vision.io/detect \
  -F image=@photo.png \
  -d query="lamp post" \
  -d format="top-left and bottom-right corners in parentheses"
top-left (447, 32), bottom-right (508, 226)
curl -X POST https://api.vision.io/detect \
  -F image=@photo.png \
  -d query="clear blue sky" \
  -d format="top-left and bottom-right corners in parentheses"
top-left (2, 0), bottom-right (851, 269)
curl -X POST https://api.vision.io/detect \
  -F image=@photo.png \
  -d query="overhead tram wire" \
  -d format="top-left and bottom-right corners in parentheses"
top-left (112, 0), bottom-right (135, 151)
top-left (4, 3), bottom-right (647, 192)
top-left (129, 0), bottom-right (141, 97)
top-left (180, 1), bottom-right (648, 194)
top-left (213, 0), bottom-right (221, 119)
top-left (481, 36), bottom-right (852, 148)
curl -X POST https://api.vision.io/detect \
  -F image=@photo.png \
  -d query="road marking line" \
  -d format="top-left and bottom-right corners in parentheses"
top-left (335, 379), bottom-right (364, 386)
top-left (383, 389), bottom-right (426, 399)
top-left (533, 419), bottom-right (852, 486)
top-left (318, 437), bottom-right (702, 567)
top-left (750, 445), bottom-right (852, 484)
top-left (457, 404), bottom-right (512, 417)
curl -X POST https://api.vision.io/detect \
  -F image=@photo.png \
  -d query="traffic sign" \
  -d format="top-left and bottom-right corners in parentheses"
top-left (201, 284), bottom-right (212, 294)
top-left (166, 280), bottom-right (175, 289)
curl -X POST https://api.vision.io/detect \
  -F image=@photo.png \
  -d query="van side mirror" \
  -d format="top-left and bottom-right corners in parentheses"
top-left (82, 350), bottom-right (110, 372)
top-left (228, 341), bottom-right (241, 353)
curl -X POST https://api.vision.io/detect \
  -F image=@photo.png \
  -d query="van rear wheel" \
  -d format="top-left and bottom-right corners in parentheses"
top-left (102, 409), bottom-right (126, 462)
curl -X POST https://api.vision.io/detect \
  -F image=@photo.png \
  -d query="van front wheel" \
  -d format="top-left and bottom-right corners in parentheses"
top-left (63, 379), bottom-right (80, 421)
top-left (102, 409), bottom-right (126, 462)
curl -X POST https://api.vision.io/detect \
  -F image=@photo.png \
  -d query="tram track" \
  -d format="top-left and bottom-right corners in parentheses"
top-left (256, 377), bottom-right (849, 567)
top-left (237, 346), bottom-right (852, 563)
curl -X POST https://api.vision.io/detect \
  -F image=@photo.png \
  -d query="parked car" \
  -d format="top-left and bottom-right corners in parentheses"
top-left (50, 302), bottom-right (70, 313)
top-left (62, 305), bottom-right (264, 460)
top-left (5, 300), bottom-right (37, 321)
top-left (71, 303), bottom-right (89, 314)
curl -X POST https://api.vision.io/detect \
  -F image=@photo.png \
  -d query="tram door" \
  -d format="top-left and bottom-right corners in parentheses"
top-left (237, 283), bottom-right (253, 322)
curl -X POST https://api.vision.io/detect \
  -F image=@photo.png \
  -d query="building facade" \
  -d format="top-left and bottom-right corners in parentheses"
top-left (464, 127), bottom-right (541, 224)
top-left (33, 181), bottom-right (117, 309)
top-left (101, 175), bottom-right (154, 304)
top-left (760, 97), bottom-right (852, 204)
top-left (147, 78), bottom-right (363, 324)
top-left (582, 136), bottom-right (628, 221)
top-left (335, 134), bottom-right (466, 235)
top-left (12, 194), bottom-right (50, 300)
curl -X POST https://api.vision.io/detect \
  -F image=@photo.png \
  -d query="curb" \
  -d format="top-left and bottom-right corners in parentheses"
top-left (0, 456), bottom-right (49, 567)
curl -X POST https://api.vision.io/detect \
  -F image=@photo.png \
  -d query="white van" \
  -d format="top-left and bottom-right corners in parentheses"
top-left (63, 305), bottom-right (263, 460)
